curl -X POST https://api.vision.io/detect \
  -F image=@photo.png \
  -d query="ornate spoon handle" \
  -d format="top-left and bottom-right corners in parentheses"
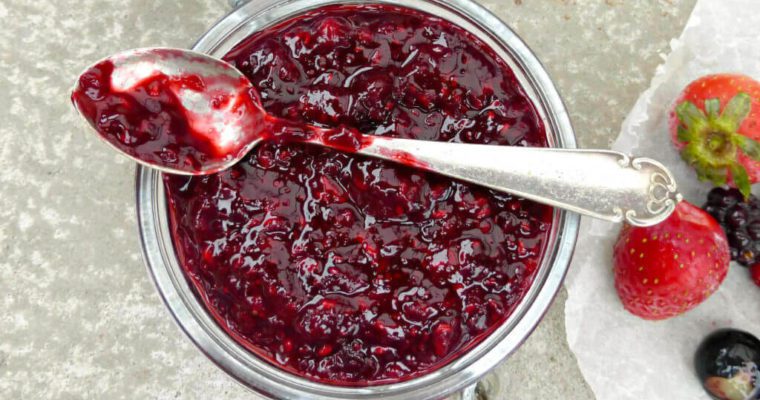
top-left (359, 138), bottom-right (682, 227)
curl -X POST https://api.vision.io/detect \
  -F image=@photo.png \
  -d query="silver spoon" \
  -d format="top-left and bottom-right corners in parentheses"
top-left (72, 48), bottom-right (681, 227)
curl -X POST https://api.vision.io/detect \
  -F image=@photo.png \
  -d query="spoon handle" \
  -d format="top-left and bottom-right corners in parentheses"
top-left (357, 138), bottom-right (682, 227)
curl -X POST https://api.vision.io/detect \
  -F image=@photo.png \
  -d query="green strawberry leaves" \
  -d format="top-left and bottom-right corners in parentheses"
top-left (730, 163), bottom-right (750, 197)
top-left (704, 98), bottom-right (721, 119)
top-left (676, 101), bottom-right (709, 132)
top-left (676, 92), bottom-right (759, 198)
top-left (705, 165), bottom-right (729, 186)
top-left (722, 92), bottom-right (752, 131)
top-left (734, 134), bottom-right (760, 159)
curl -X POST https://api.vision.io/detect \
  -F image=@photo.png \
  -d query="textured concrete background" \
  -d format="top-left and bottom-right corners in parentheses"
top-left (0, 0), bottom-right (695, 398)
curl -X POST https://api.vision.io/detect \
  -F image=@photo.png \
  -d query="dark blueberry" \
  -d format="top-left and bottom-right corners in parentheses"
top-left (727, 203), bottom-right (751, 228)
top-left (737, 249), bottom-right (756, 267)
top-left (705, 204), bottom-right (727, 222)
top-left (704, 187), bottom-right (760, 267)
top-left (707, 187), bottom-right (730, 206)
top-left (695, 329), bottom-right (760, 400)
top-left (748, 222), bottom-right (760, 241)
top-left (751, 207), bottom-right (760, 221)
top-left (720, 189), bottom-right (744, 208)
top-left (751, 241), bottom-right (760, 259)
top-left (729, 230), bottom-right (752, 250)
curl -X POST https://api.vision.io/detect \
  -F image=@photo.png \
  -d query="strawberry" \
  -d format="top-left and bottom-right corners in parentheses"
top-left (751, 264), bottom-right (760, 287)
top-left (670, 74), bottom-right (760, 198)
top-left (613, 201), bottom-right (730, 320)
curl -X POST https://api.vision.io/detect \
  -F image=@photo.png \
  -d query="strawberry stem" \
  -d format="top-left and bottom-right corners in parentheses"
top-left (706, 132), bottom-right (729, 153)
top-left (675, 92), bottom-right (756, 198)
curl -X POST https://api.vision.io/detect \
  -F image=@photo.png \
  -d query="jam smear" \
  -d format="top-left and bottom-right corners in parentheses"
top-left (265, 117), bottom-right (374, 153)
top-left (164, 4), bottom-right (552, 385)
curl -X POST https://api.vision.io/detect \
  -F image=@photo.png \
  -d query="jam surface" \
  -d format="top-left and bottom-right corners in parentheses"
top-left (165, 4), bottom-right (552, 385)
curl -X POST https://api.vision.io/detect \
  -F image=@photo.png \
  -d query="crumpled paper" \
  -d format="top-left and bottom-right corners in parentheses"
top-left (564, 0), bottom-right (760, 399)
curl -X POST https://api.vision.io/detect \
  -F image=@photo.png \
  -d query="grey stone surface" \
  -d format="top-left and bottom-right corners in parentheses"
top-left (0, 0), bottom-right (695, 399)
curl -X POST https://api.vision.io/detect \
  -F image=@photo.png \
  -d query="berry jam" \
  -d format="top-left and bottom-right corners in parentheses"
top-left (164, 4), bottom-right (552, 385)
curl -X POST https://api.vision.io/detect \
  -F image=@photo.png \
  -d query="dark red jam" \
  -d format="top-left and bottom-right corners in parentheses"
top-left (164, 4), bottom-right (552, 385)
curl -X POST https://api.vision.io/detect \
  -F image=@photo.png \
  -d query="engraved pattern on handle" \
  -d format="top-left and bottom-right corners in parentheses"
top-left (621, 156), bottom-right (682, 227)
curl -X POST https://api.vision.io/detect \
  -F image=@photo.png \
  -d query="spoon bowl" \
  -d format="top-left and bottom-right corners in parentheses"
top-left (71, 48), bottom-right (265, 175)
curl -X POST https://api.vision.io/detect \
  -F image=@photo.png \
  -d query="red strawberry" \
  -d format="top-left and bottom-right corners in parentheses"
top-left (670, 74), bottom-right (760, 198)
top-left (751, 264), bottom-right (760, 287)
top-left (613, 201), bottom-right (730, 320)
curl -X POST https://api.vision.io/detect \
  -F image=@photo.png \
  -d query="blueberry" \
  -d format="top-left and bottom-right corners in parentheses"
top-left (728, 205), bottom-right (750, 229)
top-left (705, 204), bottom-right (727, 222)
top-left (729, 230), bottom-right (752, 250)
top-left (706, 188), bottom-right (760, 267)
top-left (751, 207), bottom-right (760, 220)
top-left (707, 187), bottom-right (730, 206)
top-left (748, 222), bottom-right (760, 241)
top-left (695, 329), bottom-right (760, 400)
top-left (738, 249), bottom-right (756, 267)
top-left (721, 189), bottom-right (744, 208)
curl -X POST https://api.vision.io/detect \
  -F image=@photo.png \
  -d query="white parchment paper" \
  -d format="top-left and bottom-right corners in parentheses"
top-left (564, 1), bottom-right (760, 399)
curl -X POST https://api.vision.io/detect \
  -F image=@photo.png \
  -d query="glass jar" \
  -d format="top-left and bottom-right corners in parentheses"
top-left (135, 1), bottom-right (579, 398)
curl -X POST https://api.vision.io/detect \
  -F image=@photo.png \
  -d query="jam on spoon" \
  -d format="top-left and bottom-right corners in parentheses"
top-left (71, 48), bottom-right (376, 175)
top-left (71, 49), bottom-right (263, 174)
